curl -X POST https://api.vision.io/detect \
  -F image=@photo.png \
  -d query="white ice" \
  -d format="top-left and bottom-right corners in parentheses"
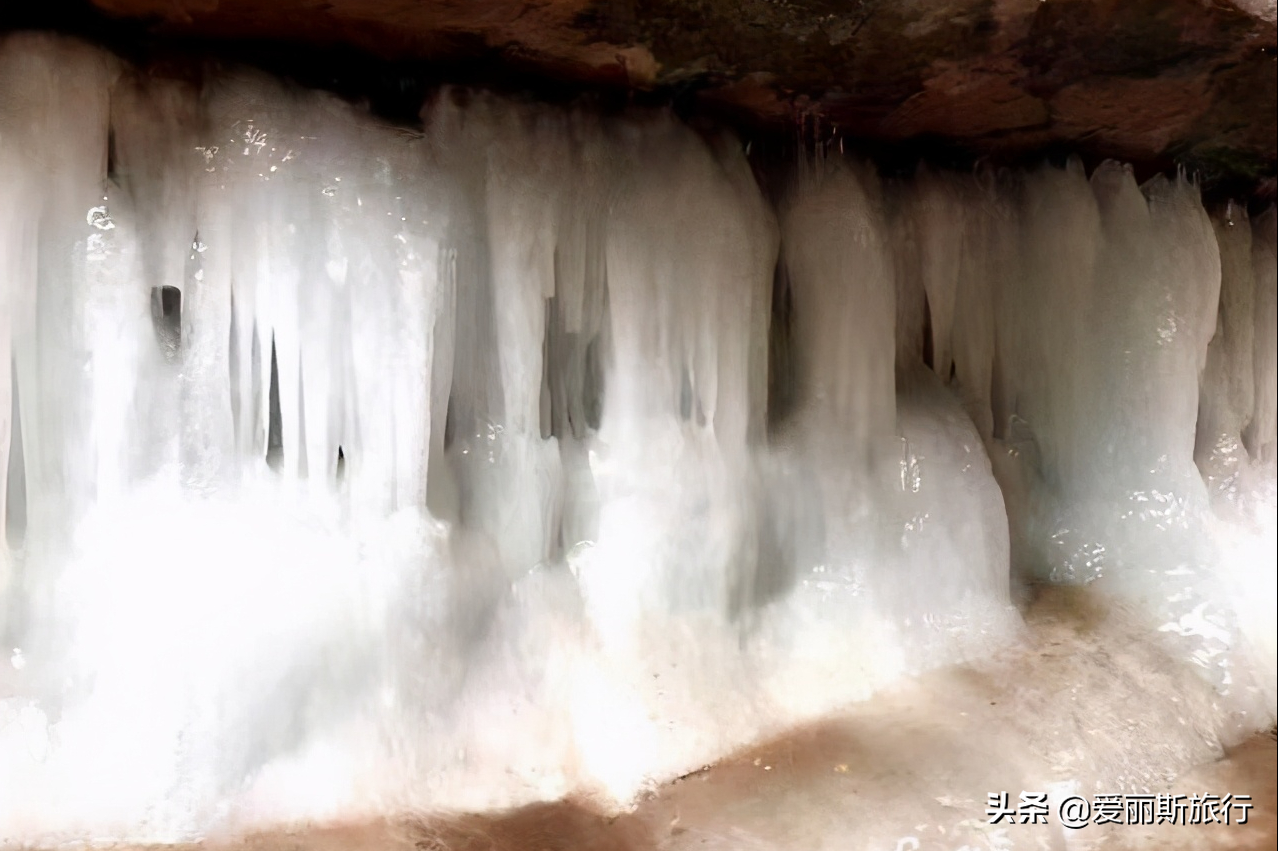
top-left (0, 33), bottom-right (1273, 846)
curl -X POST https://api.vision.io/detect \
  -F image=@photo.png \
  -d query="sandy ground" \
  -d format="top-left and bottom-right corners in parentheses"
top-left (97, 732), bottom-right (1273, 851)
top-left (14, 589), bottom-right (1278, 851)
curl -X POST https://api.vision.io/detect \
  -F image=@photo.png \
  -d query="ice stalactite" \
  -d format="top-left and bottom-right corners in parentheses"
top-left (897, 158), bottom-right (1277, 725)
top-left (1196, 202), bottom-right (1278, 716)
top-left (1249, 208), bottom-right (1278, 465)
top-left (1198, 201), bottom-right (1257, 486)
top-left (0, 33), bottom-right (1274, 846)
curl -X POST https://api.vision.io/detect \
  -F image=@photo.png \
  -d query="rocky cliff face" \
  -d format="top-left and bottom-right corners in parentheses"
top-left (15, 0), bottom-right (1278, 190)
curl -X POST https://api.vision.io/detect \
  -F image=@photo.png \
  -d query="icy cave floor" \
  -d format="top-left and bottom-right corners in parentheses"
top-left (46, 587), bottom-right (1275, 851)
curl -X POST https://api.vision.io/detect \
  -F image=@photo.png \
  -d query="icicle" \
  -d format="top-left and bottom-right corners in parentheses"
top-left (780, 159), bottom-right (896, 455)
top-left (1197, 202), bottom-right (1256, 500)
top-left (0, 35), bottom-right (1272, 846)
top-left (909, 165), bottom-right (965, 383)
top-left (949, 168), bottom-right (1009, 442)
top-left (1247, 206), bottom-right (1278, 463)
top-left (0, 37), bottom-right (118, 545)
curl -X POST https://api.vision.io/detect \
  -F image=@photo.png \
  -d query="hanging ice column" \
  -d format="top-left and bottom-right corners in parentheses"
top-left (0, 41), bottom-right (118, 568)
top-left (1197, 203), bottom-right (1278, 715)
top-left (0, 37), bottom-right (456, 839)
top-left (425, 97), bottom-right (781, 619)
top-left (195, 74), bottom-right (448, 511)
top-left (0, 44), bottom-right (1021, 836)
top-left (901, 157), bottom-right (1278, 719)
top-left (582, 117), bottom-right (777, 640)
top-left (758, 159), bottom-right (1015, 711)
top-left (1011, 162), bottom-right (1220, 586)
top-left (418, 105), bottom-right (1022, 792)
top-left (1198, 202), bottom-right (1278, 507)
top-left (1, 31), bottom-right (1276, 845)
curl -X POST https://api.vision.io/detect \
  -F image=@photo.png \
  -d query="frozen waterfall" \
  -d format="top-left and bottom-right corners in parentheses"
top-left (0, 34), bottom-right (1273, 845)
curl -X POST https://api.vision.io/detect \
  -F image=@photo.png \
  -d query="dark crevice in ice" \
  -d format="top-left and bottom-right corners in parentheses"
top-left (149, 285), bottom-right (182, 360)
top-left (766, 253), bottom-right (797, 436)
top-left (266, 334), bottom-right (283, 471)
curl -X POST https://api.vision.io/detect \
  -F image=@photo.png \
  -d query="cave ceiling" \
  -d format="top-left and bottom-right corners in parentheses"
top-left (15, 0), bottom-right (1278, 192)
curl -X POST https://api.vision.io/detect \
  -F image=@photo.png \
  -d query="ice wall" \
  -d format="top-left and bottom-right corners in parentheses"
top-left (0, 34), bottom-right (1273, 846)
top-left (894, 159), bottom-right (1278, 723)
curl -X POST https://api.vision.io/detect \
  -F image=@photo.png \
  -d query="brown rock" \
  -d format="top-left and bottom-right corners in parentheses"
top-left (75, 0), bottom-right (1277, 187)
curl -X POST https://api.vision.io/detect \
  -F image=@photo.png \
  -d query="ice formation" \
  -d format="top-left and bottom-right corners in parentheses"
top-left (0, 34), bottom-right (1273, 845)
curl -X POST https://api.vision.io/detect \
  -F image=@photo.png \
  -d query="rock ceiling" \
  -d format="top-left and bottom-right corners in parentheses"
top-left (15, 0), bottom-right (1278, 191)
